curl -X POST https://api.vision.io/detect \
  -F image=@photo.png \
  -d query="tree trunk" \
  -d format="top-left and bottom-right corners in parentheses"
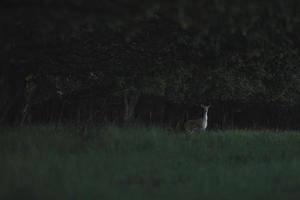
top-left (178, 0), bottom-right (187, 29)
top-left (0, 67), bottom-right (12, 124)
top-left (20, 79), bottom-right (36, 126)
top-left (55, 101), bottom-right (65, 129)
top-left (20, 103), bottom-right (30, 126)
top-left (124, 91), bottom-right (140, 123)
top-left (0, 65), bottom-right (26, 125)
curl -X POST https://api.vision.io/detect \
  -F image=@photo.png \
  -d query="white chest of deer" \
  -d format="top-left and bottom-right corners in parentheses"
top-left (184, 105), bottom-right (210, 134)
top-left (202, 112), bottom-right (208, 130)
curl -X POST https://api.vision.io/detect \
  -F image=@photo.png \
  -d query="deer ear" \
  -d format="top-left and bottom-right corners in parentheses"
top-left (200, 104), bottom-right (204, 108)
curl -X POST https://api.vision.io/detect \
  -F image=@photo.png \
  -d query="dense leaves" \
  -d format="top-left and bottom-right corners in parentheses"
top-left (0, 0), bottom-right (300, 127)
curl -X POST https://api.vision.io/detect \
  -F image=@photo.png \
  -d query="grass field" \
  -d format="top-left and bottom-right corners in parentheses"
top-left (1, 125), bottom-right (300, 200)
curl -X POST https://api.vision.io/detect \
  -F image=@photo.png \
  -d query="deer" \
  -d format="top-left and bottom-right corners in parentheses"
top-left (184, 105), bottom-right (210, 134)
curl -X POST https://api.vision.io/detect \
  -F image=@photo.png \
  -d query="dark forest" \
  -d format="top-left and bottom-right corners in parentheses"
top-left (2, 1), bottom-right (300, 199)
top-left (1, 0), bottom-right (300, 129)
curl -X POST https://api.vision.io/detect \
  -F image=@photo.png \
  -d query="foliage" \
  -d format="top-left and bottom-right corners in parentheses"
top-left (1, 0), bottom-right (300, 126)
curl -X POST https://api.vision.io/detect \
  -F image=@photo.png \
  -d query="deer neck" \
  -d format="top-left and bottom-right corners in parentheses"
top-left (203, 111), bottom-right (208, 120)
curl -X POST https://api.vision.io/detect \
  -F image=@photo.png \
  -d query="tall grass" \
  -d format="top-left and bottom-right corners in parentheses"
top-left (1, 126), bottom-right (300, 200)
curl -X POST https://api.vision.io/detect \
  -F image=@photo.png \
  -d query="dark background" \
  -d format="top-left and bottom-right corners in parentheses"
top-left (1, 0), bottom-right (300, 129)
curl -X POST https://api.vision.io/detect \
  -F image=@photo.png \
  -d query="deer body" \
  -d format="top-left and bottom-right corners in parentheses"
top-left (184, 105), bottom-right (210, 134)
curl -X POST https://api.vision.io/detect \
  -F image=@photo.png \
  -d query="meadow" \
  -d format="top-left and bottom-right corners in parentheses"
top-left (1, 125), bottom-right (300, 200)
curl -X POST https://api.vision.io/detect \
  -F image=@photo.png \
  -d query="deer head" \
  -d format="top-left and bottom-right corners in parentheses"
top-left (201, 104), bottom-right (210, 113)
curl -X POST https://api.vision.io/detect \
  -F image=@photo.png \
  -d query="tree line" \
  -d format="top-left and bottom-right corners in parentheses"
top-left (1, 0), bottom-right (300, 129)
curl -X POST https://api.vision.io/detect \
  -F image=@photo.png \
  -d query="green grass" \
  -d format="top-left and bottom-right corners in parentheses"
top-left (1, 126), bottom-right (300, 200)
